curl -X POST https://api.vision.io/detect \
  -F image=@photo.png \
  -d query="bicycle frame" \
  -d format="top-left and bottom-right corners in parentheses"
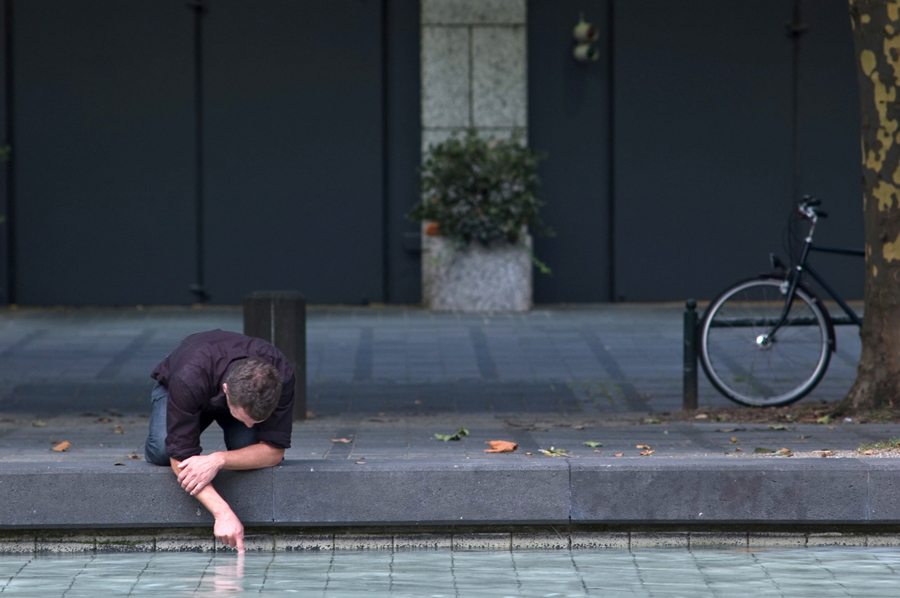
top-left (764, 208), bottom-right (863, 344)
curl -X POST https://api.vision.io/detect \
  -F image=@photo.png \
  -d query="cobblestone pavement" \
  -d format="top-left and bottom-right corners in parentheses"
top-left (0, 303), bottom-right (863, 416)
top-left (1, 546), bottom-right (899, 596)
top-left (0, 304), bottom-right (884, 462)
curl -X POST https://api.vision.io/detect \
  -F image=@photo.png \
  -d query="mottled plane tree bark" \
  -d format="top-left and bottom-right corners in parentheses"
top-left (841, 0), bottom-right (900, 412)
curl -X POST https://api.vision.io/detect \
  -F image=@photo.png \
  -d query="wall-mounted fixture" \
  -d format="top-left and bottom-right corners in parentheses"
top-left (573, 17), bottom-right (599, 63)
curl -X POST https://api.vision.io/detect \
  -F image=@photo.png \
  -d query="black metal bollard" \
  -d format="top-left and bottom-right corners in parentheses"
top-left (243, 291), bottom-right (307, 421)
top-left (683, 299), bottom-right (698, 411)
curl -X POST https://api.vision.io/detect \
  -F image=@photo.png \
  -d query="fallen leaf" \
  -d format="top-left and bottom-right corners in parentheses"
top-left (583, 441), bottom-right (603, 448)
top-left (435, 428), bottom-right (469, 441)
top-left (113, 462), bottom-right (124, 466)
top-left (694, 414), bottom-right (709, 420)
top-left (827, 426), bottom-right (835, 430)
top-left (484, 440), bottom-right (518, 453)
top-left (779, 448), bottom-right (794, 457)
top-left (539, 446), bottom-right (571, 457)
top-left (730, 437), bottom-right (738, 444)
top-left (97, 417), bottom-right (111, 424)
top-left (573, 425), bottom-right (585, 429)
top-left (640, 450), bottom-right (655, 456)
top-left (414, 400), bottom-right (422, 405)
top-left (356, 461), bottom-right (366, 464)
top-left (331, 438), bottom-right (352, 443)
top-left (593, 449), bottom-right (600, 453)
top-left (816, 415), bottom-right (832, 425)
top-left (52, 441), bottom-right (71, 452)
top-left (424, 221), bottom-right (440, 236)
top-left (643, 418), bottom-right (662, 424)
top-left (864, 449), bottom-right (874, 455)
top-left (525, 452), bottom-right (533, 455)
top-left (636, 444), bottom-right (650, 450)
top-left (718, 428), bottom-right (736, 433)
top-left (126, 453), bottom-right (142, 460)
top-left (735, 447), bottom-right (743, 452)
top-left (614, 453), bottom-right (624, 457)
top-left (306, 411), bottom-right (317, 419)
top-left (754, 447), bottom-right (777, 453)
top-left (32, 420), bottom-right (46, 428)
top-left (768, 425), bottom-right (789, 431)
top-left (799, 434), bottom-right (812, 439)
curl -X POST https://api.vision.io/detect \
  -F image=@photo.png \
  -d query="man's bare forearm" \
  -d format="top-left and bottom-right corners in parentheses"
top-left (171, 458), bottom-right (231, 516)
top-left (216, 442), bottom-right (284, 470)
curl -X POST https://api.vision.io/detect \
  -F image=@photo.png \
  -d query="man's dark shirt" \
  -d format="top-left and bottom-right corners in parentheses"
top-left (151, 329), bottom-right (295, 461)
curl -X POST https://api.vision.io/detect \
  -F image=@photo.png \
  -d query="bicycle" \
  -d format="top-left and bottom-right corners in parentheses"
top-left (698, 197), bottom-right (863, 407)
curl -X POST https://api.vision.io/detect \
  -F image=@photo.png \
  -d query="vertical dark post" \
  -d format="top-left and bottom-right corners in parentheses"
top-left (4, 0), bottom-right (14, 305)
top-left (189, 0), bottom-right (209, 303)
top-left (244, 291), bottom-right (307, 421)
top-left (787, 0), bottom-right (806, 205)
top-left (683, 299), bottom-right (698, 411)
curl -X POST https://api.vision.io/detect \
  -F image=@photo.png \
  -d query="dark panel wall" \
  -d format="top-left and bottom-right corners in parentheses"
top-left (528, 0), bottom-right (610, 303)
top-left (797, 0), bottom-right (863, 299)
top-left (384, 0), bottom-right (422, 305)
top-left (203, 0), bottom-right (384, 305)
top-left (614, 1), bottom-right (795, 302)
top-left (0, 0), bottom-right (8, 305)
top-left (15, 1), bottom-right (195, 305)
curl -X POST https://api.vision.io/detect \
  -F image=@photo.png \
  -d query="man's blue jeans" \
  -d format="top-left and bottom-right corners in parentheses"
top-left (144, 382), bottom-right (259, 465)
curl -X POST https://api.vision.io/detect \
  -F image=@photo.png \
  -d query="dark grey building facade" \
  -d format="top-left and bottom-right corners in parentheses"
top-left (0, 0), bottom-right (862, 306)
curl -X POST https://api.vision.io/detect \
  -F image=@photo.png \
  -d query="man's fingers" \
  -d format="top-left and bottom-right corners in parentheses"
top-left (236, 535), bottom-right (245, 554)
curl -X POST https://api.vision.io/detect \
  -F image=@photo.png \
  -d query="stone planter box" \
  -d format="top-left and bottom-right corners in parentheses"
top-left (422, 226), bottom-right (532, 312)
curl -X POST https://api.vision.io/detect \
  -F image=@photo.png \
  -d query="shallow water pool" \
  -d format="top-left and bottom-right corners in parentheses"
top-left (0, 546), bottom-right (898, 597)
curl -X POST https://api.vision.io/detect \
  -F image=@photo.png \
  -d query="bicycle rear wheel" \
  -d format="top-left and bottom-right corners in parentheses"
top-left (699, 277), bottom-right (831, 407)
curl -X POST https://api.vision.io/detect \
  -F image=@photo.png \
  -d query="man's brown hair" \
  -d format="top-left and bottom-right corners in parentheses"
top-left (225, 358), bottom-right (282, 421)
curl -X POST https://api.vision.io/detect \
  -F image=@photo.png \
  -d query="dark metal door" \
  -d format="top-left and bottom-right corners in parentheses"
top-left (12, 0), bottom-right (387, 306)
top-left (203, 0), bottom-right (385, 305)
top-left (15, 0), bottom-right (195, 305)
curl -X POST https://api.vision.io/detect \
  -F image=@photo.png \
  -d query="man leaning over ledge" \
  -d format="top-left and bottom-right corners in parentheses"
top-left (144, 329), bottom-right (295, 553)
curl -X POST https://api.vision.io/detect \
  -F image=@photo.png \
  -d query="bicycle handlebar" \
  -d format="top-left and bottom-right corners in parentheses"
top-left (799, 196), bottom-right (826, 220)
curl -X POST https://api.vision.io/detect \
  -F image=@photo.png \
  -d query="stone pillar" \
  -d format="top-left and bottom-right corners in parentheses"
top-left (420, 0), bottom-right (528, 150)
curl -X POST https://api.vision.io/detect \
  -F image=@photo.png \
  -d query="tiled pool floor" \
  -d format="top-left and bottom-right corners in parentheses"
top-left (0, 547), bottom-right (897, 597)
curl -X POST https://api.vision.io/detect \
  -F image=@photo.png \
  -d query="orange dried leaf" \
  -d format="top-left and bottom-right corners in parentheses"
top-left (640, 450), bottom-right (655, 456)
top-left (331, 438), bottom-right (352, 443)
top-left (636, 444), bottom-right (650, 449)
top-left (424, 222), bottom-right (440, 236)
top-left (864, 449), bottom-right (874, 455)
top-left (484, 440), bottom-right (518, 453)
top-left (52, 440), bottom-right (71, 452)
top-left (614, 453), bottom-right (624, 457)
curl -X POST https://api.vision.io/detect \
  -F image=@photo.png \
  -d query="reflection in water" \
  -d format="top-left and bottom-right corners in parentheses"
top-left (196, 553), bottom-right (245, 596)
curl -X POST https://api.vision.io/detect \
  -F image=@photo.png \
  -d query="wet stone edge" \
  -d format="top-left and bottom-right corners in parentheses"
top-left (1, 525), bottom-right (899, 554)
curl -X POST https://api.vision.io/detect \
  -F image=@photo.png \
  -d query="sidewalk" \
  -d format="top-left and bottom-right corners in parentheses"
top-left (1, 304), bottom-right (896, 549)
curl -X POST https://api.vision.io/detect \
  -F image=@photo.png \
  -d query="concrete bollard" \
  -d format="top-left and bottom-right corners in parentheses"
top-left (683, 299), bottom-right (698, 411)
top-left (243, 291), bottom-right (306, 421)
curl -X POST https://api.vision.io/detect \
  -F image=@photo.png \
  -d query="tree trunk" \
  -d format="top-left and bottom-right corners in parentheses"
top-left (841, 0), bottom-right (900, 412)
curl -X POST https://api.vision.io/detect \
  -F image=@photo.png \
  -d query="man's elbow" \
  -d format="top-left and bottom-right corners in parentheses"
top-left (264, 445), bottom-right (285, 467)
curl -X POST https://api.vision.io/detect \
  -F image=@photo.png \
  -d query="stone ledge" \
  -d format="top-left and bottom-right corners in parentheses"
top-left (0, 459), bottom-right (897, 531)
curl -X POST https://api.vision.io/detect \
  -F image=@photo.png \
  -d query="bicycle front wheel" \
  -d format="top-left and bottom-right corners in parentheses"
top-left (699, 277), bottom-right (831, 407)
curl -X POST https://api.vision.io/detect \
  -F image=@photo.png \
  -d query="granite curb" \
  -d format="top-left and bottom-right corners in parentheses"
top-left (1, 458), bottom-right (897, 530)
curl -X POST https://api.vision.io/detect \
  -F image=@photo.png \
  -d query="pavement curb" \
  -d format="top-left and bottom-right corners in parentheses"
top-left (2, 458), bottom-right (898, 531)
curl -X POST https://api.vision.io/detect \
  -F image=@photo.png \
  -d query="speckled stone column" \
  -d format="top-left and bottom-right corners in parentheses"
top-left (421, 0), bottom-right (527, 149)
top-left (420, 0), bottom-right (530, 311)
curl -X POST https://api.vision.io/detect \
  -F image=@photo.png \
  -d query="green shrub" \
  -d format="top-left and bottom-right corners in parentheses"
top-left (409, 131), bottom-right (550, 247)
